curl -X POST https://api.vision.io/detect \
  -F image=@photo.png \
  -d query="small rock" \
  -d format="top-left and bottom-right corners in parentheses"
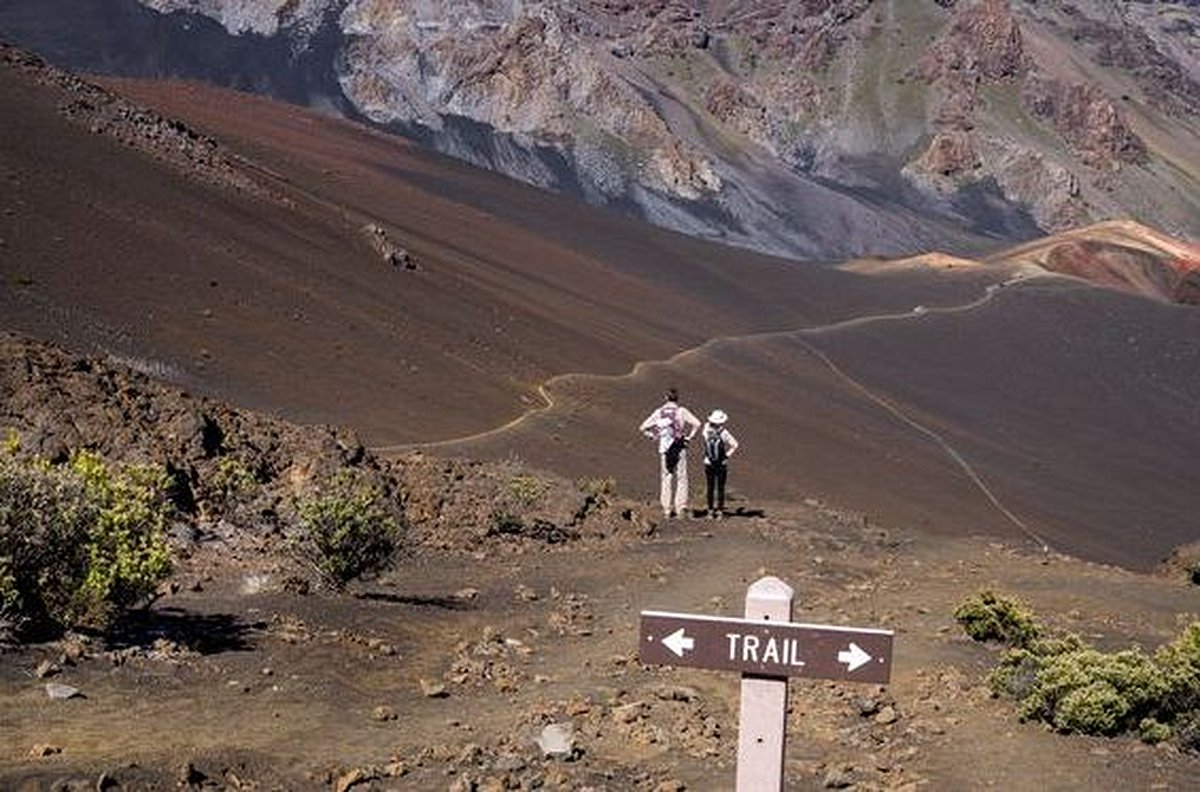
top-left (454, 587), bottom-right (479, 601)
top-left (34, 659), bottom-right (60, 679)
top-left (856, 697), bottom-right (881, 717)
top-left (534, 721), bottom-right (575, 758)
top-left (492, 754), bottom-right (526, 773)
top-left (823, 766), bottom-right (855, 788)
top-left (612, 701), bottom-right (648, 724)
top-left (420, 678), bottom-right (448, 698)
top-left (240, 573), bottom-right (270, 595)
top-left (59, 634), bottom-right (88, 662)
top-left (334, 767), bottom-right (369, 792)
top-left (366, 638), bottom-right (398, 656)
top-left (875, 705), bottom-right (899, 725)
top-left (29, 743), bottom-right (62, 757)
top-left (656, 780), bottom-right (687, 792)
top-left (372, 705), bottom-right (398, 722)
top-left (179, 762), bottom-right (206, 785)
top-left (45, 682), bottom-right (83, 700)
top-left (652, 684), bottom-right (699, 702)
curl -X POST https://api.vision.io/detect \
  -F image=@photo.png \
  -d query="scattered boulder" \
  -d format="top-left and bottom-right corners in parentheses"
top-left (875, 704), bottom-right (899, 725)
top-left (420, 678), bottom-right (449, 698)
top-left (45, 682), bottom-right (83, 700)
top-left (823, 765), bottom-right (856, 789)
top-left (33, 659), bottom-right (60, 679)
top-left (29, 743), bottom-right (63, 757)
top-left (372, 705), bottom-right (398, 722)
top-left (533, 721), bottom-right (575, 759)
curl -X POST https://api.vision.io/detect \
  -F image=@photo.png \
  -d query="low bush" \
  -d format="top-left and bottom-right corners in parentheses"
top-left (0, 450), bottom-right (173, 641)
top-left (507, 474), bottom-right (548, 507)
top-left (294, 470), bottom-right (401, 590)
top-left (953, 590), bottom-right (1042, 648)
top-left (577, 477), bottom-right (616, 499)
top-left (959, 591), bottom-right (1200, 748)
top-left (210, 455), bottom-right (261, 505)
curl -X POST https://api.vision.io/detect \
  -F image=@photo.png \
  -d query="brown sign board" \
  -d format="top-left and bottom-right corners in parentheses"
top-left (639, 610), bottom-right (893, 684)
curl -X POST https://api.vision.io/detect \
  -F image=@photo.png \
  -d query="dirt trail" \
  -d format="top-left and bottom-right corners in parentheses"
top-left (377, 275), bottom-right (1053, 552)
top-left (4, 497), bottom-right (1198, 790)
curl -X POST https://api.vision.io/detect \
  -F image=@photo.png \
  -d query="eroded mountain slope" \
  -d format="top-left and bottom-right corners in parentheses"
top-left (3, 0), bottom-right (1199, 257)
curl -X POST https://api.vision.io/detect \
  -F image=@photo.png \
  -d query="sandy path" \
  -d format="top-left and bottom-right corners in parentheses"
top-left (375, 274), bottom-right (1056, 552)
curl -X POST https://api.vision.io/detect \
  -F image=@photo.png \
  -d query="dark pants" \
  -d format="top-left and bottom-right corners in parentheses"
top-left (705, 464), bottom-right (728, 512)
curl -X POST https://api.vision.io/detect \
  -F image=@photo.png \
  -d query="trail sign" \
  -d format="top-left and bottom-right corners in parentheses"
top-left (639, 577), bottom-right (895, 791)
top-left (639, 610), bottom-right (893, 684)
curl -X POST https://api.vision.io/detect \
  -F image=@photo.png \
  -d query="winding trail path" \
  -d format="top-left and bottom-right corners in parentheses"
top-left (373, 277), bottom-right (1054, 552)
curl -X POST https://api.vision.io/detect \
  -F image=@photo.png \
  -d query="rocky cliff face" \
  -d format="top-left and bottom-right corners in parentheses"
top-left (4, 0), bottom-right (1199, 257)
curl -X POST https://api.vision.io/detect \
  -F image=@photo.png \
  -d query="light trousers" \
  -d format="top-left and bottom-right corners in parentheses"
top-left (659, 452), bottom-right (689, 515)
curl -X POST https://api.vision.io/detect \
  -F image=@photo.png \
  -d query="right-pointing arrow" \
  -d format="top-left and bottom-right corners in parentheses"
top-left (662, 627), bottom-right (696, 658)
top-left (837, 642), bottom-right (872, 672)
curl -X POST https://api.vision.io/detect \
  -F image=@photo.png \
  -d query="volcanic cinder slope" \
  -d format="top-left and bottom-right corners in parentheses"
top-left (1, 46), bottom-right (1198, 572)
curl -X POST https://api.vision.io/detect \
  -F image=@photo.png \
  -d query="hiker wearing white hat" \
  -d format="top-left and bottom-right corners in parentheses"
top-left (702, 409), bottom-right (739, 518)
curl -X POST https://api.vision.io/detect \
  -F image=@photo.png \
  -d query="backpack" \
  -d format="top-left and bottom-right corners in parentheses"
top-left (705, 430), bottom-right (727, 466)
top-left (658, 403), bottom-right (683, 442)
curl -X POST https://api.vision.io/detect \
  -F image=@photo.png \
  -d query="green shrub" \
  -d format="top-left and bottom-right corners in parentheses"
top-left (954, 590), bottom-right (1042, 648)
top-left (963, 590), bottom-right (1200, 744)
top-left (2, 428), bottom-right (19, 456)
top-left (69, 451), bottom-right (174, 627)
top-left (0, 454), bottom-right (90, 639)
top-left (210, 455), bottom-right (260, 504)
top-left (294, 470), bottom-right (400, 590)
top-left (577, 477), bottom-right (616, 499)
top-left (1034, 648), bottom-right (1167, 735)
top-left (1139, 717), bottom-right (1172, 744)
top-left (507, 474), bottom-right (548, 507)
top-left (1155, 622), bottom-right (1200, 713)
top-left (0, 450), bottom-right (173, 640)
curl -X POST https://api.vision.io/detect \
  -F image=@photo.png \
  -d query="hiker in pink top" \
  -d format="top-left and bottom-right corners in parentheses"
top-left (638, 387), bottom-right (701, 519)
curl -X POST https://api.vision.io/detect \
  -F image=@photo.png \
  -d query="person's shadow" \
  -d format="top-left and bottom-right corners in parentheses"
top-left (692, 506), bottom-right (766, 518)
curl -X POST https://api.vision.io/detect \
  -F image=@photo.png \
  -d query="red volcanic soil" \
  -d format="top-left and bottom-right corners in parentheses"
top-left (990, 220), bottom-right (1200, 305)
top-left (1042, 240), bottom-right (1199, 304)
top-left (2, 48), bottom-right (1199, 573)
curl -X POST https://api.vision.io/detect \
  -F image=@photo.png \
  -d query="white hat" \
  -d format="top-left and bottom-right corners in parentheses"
top-left (708, 409), bottom-right (727, 425)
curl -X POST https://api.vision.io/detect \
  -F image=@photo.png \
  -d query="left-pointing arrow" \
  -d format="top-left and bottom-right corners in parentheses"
top-left (662, 627), bottom-right (695, 657)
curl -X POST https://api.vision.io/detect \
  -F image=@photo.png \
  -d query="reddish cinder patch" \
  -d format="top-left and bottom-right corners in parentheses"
top-left (1171, 257), bottom-right (1200, 304)
top-left (1171, 256), bottom-right (1200, 274)
top-left (1042, 240), bottom-right (1200, 305)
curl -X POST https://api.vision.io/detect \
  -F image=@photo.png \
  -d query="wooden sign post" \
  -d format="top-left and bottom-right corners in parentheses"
top-left (638, 576), bottom-right (894, 790)
top-left (738, 576), bottom-right (793, 792)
